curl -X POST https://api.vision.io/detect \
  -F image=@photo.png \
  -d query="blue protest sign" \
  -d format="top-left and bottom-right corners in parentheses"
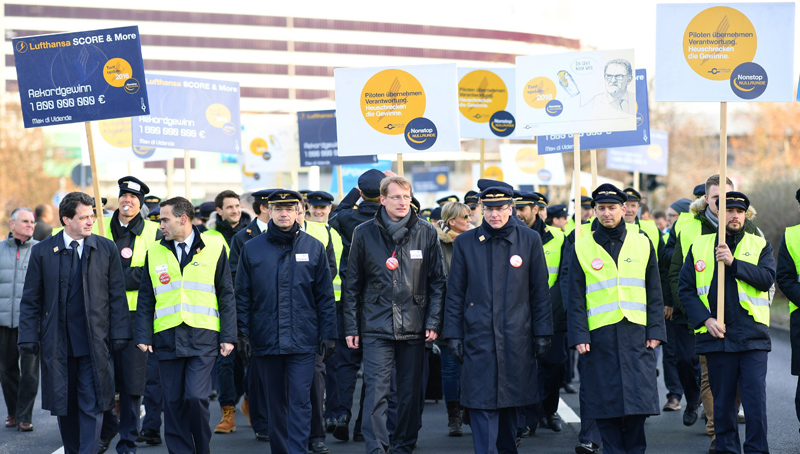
top-left (331, 160), bottom-right (393, 196)
top-left (297, 110), bottom-right (377, 166)
top-left (411, 166), bottom-right (449, 192)
top-left (132, 73), bottom-right (242, 154)
top-left (537, 69), bottom-right (650, 154)
top-left (13, 26), bottom-right (149, 128)
top-left (606, 130), bottom-right (669, 176)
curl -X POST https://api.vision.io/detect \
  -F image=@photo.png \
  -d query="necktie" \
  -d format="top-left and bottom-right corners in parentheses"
top-left (178, 242), bottom-right (189, 268)
top-left (69, 240), bottom-right (81, 282)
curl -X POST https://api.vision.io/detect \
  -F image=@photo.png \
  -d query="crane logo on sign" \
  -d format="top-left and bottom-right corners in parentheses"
top-left (458, 70), bottom-right (508, 123)
top-left (682, 6), bottom-right (757, 81)
top-left (361, 69), bottom-right (426, 135)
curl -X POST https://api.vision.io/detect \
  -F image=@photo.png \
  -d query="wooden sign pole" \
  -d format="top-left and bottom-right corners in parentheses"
top-left (84, 122), bottom-right (106, 237)
top-left (717, 102), bottom-right (728, 327)
top-left (590, 149), bottom-right (598, 190)
top-left (633, 171), bottom-right (640, 192)
top-left (184, 150), bottom-right (192, 200)
top-left (573, 134), bottom-right (582, 240)
top-left (166, 158), bottom-right (174, 198)
top-left (337, 165), bottom-right (344, 201)
top-left (479, 139), bottom-right (486, 179)
top-left (397, 153), bottom-right (404, 177)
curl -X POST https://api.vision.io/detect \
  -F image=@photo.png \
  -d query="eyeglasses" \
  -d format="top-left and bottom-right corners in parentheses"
top-left (386, 195), bottom-right (412, 202)
top-left (605, 74), bottom-right (628, 82)
top-left (483, 205), bottom-right (510, 213)
top-left (461, 215), bottom-right (470, 221)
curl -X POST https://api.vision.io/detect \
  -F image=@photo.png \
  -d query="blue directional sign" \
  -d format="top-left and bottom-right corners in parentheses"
top-left (12, 26), bottom-right (149, 128)
top-left (411, 166), bottom-right (450, 192)
top-left (132, 73), bottom-right (242, 154)
top-left (606, 130), bottom-right (669, 176)
top-left (298, 110), bottom-right (377, 166)
top-left (537, 69), bottom-right (650, 154)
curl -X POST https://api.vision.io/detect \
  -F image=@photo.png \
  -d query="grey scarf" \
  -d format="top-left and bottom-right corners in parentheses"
top-left (704, 207), bottom-right (719, 228)
top-left (381, 209), bottom-right (411, 244)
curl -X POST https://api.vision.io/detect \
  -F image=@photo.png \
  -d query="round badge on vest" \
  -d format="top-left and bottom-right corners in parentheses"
top-left (510, 255), bottom-right (523, 268)
top-left (121, 247), bottom-right (133, 259)
top-left (695, 260), bottom-right (706, 272)
top-left (591, 258), bottom-right (604, 270)
top-left (159, 273), bottom-right (171, 285)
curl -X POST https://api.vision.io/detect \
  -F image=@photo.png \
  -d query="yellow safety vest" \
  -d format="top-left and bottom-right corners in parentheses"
top-left (784, 224), bottom-right (800, 314)
top-left (679, 218), bottom-right (704, 261)
top-left (203, 228), bottom-right (230, 257)
top-left (638, 219), bottom-right (661, 262)
top-left (674, 212), bottom-right (694, 234)
top-left (148, 233), bottom-right (225, 333)
top-left (575, 228), bottom-right (651, 331)
top-left (304, 220), bottom-right (343, 300)
top-left (103, 216), bottom-right (161, 311)
top-left (691, 232), bottom-right (770, 333)
top-left (564, 218), bottom-right (576, 236)
top-left (543, 227), bottom-right (564, 288)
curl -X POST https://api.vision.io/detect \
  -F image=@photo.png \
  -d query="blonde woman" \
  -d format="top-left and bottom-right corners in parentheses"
top-left (438, 202), bottom-right (471, 436)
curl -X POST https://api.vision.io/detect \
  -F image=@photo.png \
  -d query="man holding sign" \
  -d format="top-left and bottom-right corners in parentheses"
top-left (679, 192), bottom-right (775, 454)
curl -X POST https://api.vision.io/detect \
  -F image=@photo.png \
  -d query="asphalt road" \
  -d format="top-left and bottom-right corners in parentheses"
top-left (2, 327), bottom-right (798, 454)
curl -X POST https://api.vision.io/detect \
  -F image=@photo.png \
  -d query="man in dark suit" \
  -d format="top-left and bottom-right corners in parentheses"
top-left (18, 192), bottom-right (131, 454)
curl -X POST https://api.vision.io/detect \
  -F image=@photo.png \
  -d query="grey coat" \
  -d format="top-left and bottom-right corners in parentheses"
top-left (0, 235), bottom-right (38, 328)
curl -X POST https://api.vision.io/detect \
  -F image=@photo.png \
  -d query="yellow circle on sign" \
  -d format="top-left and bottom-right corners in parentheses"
top-left (484, 165), bottom-right (504, 181)
top-left (515, 147), bottom-right (546, 174)
top-left (98, 118), bottom-right (132, 148)
top-left (206, 104), bottom-right (232, 128)
top-left (103, 58), bottom-right (133, 88)
top-left (242, 165), bottom-right (257, 177)
top-left (523, 77), bottom-right (557, 109)
top-left (250, 138), bottom-right (268, 156)
top-left (647, 144), bottom-right (663, 159)
top-left (458, 70), bottom-right (508, 123)
top-left (683, 6), bottom-right (757, 81)
top-left (360, 69), bottom-right (426, 135)
top-left (435, 173), bottom-right (447, 185)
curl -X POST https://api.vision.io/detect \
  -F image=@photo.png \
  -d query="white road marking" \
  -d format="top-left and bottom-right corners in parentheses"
top-left (558, 397), bottom-right (581, 423)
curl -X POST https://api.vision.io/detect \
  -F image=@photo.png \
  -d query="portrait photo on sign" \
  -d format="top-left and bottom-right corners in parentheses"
top-left (516, 49), bottom-right (636, 136)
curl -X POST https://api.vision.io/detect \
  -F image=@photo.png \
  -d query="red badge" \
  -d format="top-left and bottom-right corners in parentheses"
top-left (386, 251), bottom-right (398, 270)
top-left (695, 260), bottom-right (706, 272)
top-left (510, 255), bottom-right (523, 268)
top-left (591, 258), bottom-right (604, 270)
top-left (159, 273), bottom-right (171, 285)
top-left (120, 247), bottom-right (133, 259)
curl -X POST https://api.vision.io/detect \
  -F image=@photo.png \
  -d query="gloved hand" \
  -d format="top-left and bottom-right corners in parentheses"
top-left (534, 336), bottom-right (552, 359)
top-left (448, 339), bottom-right (464, 364)
top-left (112, 339), bottom-right (129, 352)
top-left (19, 342), bottom-right (38, 355)
top-left (237, 332), bottom-right (251, 362)
top-left (320, 339), bottom-right (336, 362)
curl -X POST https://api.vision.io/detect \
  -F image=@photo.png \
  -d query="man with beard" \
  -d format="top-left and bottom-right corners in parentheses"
top-left (206, 190), bottom-right (251, 249)
top-left (679, 192), bottom-right (774, 454)
top-left (97, 177), bottom-right (163, 453)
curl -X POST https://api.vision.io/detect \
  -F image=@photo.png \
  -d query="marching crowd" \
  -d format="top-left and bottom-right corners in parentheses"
top-left (0, 169), bottom-right (796, 454)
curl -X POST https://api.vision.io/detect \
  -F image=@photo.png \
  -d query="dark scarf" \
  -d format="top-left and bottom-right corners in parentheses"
top-left (482, 216), bottom-right (516, 239)
top-left (267, 220), bottom-right (300, 245)
top-left (110, 211), bottom-right (142, 241)
top-left (381, 208), bottom-right (412, 244)
top-left (531, 215), bottom-right (546, 237)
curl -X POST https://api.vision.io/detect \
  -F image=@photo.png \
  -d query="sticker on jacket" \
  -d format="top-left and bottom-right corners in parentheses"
top-left (410, 250), bottom-right (423, 259)
top-left (296, 254), bottom-right (309, 262)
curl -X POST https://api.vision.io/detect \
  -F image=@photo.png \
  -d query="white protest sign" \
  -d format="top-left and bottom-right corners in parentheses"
top-left (515, 49), bottom-right (636, 136)
top-left (499, 144), bottom-right (567, 186)
top-left (334, 64), bottom-right (461, 155)
top-left (656, 2), bottom-right (795, 102)
top-left (457, 67), bottom-right (516, 139)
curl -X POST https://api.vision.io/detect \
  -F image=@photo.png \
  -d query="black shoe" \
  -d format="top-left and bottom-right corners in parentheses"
top-left (310, 441), bottom-right (330, 453)
top-left (209, 390), bottom-right (218, 400)
top-left (519, 426), bottom-right (532, 438)
top-left (683, 402), bottom-right (701, 426)
top-left (332, 415), bottom-right (349, 441)
top-left (516, 436), bottom-right (522, 447)
top-left (325, 418), bottom-right (336, 433)
top-left (546, 413), bottom-right (563, 432)
top-left (255, 431), bottom-right (270, 442)
top-left (136, 428), bottom-right (162, 445)
top-left (353, 431), bottom-right (365, 442)
top-left (563, 383), bottom-right (578, 394)
top-left (575, 442), bottom-right (599, 454)
top-left (98, 432), bottom-right (118, 454)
